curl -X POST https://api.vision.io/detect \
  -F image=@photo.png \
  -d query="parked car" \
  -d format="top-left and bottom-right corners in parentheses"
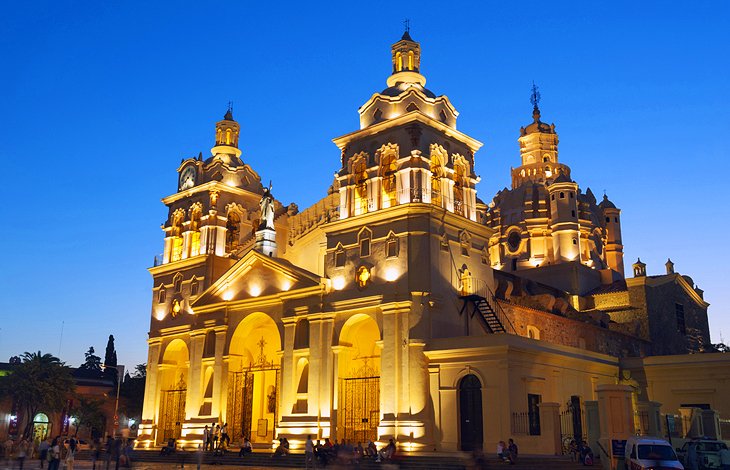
top-left (624, 436), bottom-right (684, 470)
top-left (676, 439), bottom-right (728, 469)
top-left (63, 438), bottom-right (91, 451)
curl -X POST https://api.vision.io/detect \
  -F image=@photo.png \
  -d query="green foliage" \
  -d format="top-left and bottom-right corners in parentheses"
top-left (119, 366), bottom-right (146, 419)
top-left (0, 351), bottom-right (75, 438)
top-left (80, 346), bottom-right (102, 371)
top-left (72, 396), bottom-right (106, 438)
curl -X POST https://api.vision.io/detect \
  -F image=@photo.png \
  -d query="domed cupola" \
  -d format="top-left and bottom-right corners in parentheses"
top-left (512, 83), bottom-right (571, 188)
top-left (357, 27), bottom-right (459, 129)
top-left (208, 105), bottom-right (243, 167)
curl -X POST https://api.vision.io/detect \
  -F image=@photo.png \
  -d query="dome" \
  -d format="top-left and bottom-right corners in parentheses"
top-left (599, 194), bottom-right (617, 209)
top-left (551, 173), bottom-right (572, 184)
top-left (521, 108), bottom-right (555, 136)
top-left (380, 83), bottom-right (436, 99)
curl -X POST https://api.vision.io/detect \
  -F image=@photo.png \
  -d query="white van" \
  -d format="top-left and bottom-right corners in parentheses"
top-left (624, 436), bottom-right (684, 470)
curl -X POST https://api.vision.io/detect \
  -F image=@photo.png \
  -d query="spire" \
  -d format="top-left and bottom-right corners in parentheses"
top-left (402, 18), bottom-right (413, 41)
top-left (224, 101), bottom-right (234, 121)
top-left (530, 81), bottom-right (541, 122)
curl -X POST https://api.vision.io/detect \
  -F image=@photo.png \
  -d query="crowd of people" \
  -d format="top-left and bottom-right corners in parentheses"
top-left (2, 435), bottom-right (135, 470)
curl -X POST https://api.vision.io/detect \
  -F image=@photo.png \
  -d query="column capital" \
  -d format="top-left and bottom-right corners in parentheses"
top-left (380, 301), bottom-right (412, 315)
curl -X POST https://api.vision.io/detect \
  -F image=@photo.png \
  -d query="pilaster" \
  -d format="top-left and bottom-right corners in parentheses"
top-left (212, 328), bottom-right (227, 419)
top-left (186, 332), bottom-right (205, 418)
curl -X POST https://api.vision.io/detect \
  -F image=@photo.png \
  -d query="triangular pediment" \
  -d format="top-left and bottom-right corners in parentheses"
top-left (193, 250), bottom-right (324, 307)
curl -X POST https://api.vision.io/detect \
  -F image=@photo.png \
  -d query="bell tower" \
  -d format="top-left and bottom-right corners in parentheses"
top-left (386, 24), bottom-right (426, 88)
top-left (211, 105), bottom-right (242, 160)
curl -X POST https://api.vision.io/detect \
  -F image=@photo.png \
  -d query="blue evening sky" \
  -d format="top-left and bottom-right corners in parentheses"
top-left (1, 1), bottom-right (728, 368)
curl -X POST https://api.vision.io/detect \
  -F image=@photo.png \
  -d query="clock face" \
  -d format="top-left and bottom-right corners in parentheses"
top-left (180, 166), bottom-right (196, 190)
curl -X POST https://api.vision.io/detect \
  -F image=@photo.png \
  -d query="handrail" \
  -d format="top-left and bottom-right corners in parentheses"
top-left (596, 440), bottom-right (609, 460)
top-left (459, 276), bottom-right (516, 334)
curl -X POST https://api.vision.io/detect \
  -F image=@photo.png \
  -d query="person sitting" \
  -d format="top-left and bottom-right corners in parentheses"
top-left (366, 440), bottom-right (377, 458)
top-left (160, 438), bottom-right (176, 456)
top-left (497, 440), bottom-right (507, 461)
top-left (273, 437), bottom-right (290, 457)
top-left (507, 438), bottom-right (518, 465)
top-left (238, 437), bottom-right (252, 457)
top-left (376, 439), bottom-right (396, 462)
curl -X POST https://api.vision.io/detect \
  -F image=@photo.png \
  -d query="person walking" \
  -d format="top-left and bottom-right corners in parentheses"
top-left (213, 425), bottom-right (220, 451)
top-left (304, 435), bottom-right (314, 469)
top-left (64, 442), bottom-right (75, 470)
top-left (38, 439), bottom-right (50, 469)
top-left (17, 439), bottom-right (28, 470)
top-left (47, 438), bottom-right (60, 470)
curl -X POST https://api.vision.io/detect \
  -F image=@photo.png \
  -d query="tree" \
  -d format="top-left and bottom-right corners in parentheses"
top-left (119, 364), bottom-right (146, 420)
top-left (72, 396), bottom-right (106, 439)
top-left (0, 351), bottom-right (75, 438)
top-left (103, 335), bottom-right (117, 369)
top-left (79, 347), bottom-right (102, 371)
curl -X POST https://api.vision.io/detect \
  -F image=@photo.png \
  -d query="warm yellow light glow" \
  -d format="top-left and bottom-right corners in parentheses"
top-left (281, 280), bottom-right (292, 291)
top-left (384, 266), bottom-right (400, 282)
top-left (333, 276), bottom-right (346, 290)
top-left (222, 290), bottom-right (234, 301)
top-left (249, 284), bottom-right (262, 297)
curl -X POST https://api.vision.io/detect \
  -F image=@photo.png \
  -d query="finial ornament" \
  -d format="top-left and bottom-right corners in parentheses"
top-left (224, 101), bottom-right (234, 120)
top-left (404, 18), bottom-right (410, 33)
top-left (530, 82), bottom-right (541, 110)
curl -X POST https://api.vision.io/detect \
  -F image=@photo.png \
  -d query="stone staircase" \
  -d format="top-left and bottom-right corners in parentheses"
top-left (72, 449), bottom-right (582, 469)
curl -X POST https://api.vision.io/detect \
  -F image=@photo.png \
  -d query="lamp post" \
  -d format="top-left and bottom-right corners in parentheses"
top-left (112, 365), bottom-right (125, 437)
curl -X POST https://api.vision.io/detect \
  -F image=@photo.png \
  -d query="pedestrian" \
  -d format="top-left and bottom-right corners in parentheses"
top-left (220, 423), bottom-right (229, 448)
top-left (64, 442), bottom-right (75, 470)
top-left (17, 439), bottom-right (28, 470)
top-left (38, 439), bottom-right (50, 469)
top-left (719, 445), bottom-right (730, 470)
top-left (47, 438), bottom-right (61, 470)
top-left (304, 435), bottom-right (314, 469)
top-left (213, 425), bottom-right (220, 450)
top-left (104, 436), bottom-right (113, 470)
top-left (507, 438), bottom-right (518, 465)
top-left (238, 437), bottom-right (252, 457)
top-left (202, 426), bottom-right (210, 451)
top-left (4, 438), bottom-right (13, 467)
top-left (91, 439), bottom-right (101, 470)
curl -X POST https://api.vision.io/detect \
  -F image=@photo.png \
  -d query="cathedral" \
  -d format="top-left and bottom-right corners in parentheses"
top-left (138, 31), bottom-right (714, 454)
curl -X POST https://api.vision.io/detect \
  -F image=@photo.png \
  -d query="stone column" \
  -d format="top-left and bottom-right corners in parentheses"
top-left (701, 409), bottom-right (721, 439)
top-left (428, 365), bottom-right (441, 450)
top-left (679, 407), bottom-right (703, 438)
top-left (596, 384), bottom-right (634, 469)
top-left (186, 332), bottom-right (205, 418)
top-left (537, 402), bottom-right (561, 455)
top-left (211, 328), bottom-right (227, 419)
top-left (331, 345), bottom-right (344, 440)
top-left (141, 339), bottom-right (162, 441)
top-left (280, 321), bottom-right (296, 418)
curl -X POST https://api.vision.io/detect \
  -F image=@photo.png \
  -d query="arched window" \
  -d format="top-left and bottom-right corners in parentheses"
top-left (190, 277), bottom-right (199, 296)
top-left (158, 286), bottom-right (166, 304)
top-left (170, 210), bottom-right (185, 262)
top-left (225, 211), bottom-right (241, 252)
top-left (460, 231), bottom-right (471, 257)
top-left (334, 243), bottom-right (346, 268)
top-left (430, 144), bottom-right (447, 207)
top-left (358, 228), bottom-right (371, 257)
top-left (294, 319), bottom-right (309, 349)
top-left (408, 51), bottom-right (414, 69)
top-left (189, 205), bottom-right (202, 257)
top-left (173, 273), bottom-right (182, 293)
top-left (560, 192), bottom-right (565, 199)
top-left (453, 158), bottom-right (467, 216)
top-left (225, 128), bottom-right (232, 145)
top-left (526, 325), bottom-right (541, 340)
top-left (352, 157), bottom-right (368, 216)
top-left (380, 150), bottom-right (398, 207)
top-left (386, 232), bottom-right (398, 258)
top-left (396, 52), bottom-right (403, 72)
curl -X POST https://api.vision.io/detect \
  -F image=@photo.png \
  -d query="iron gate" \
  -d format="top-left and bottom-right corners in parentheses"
top-left (340, 376), bottom-right (380, 444)
top-left (159, 387), bottom-right (186, 444)
top-left (227, 366), bottom-right (280, 443)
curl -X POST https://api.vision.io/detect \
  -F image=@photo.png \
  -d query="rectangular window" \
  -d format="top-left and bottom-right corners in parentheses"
top-left (386, 238), bottom-right (398, 258)
top-left (675, 303), bottom-right (686, 335)
top-left (360, 238), bottom-right (370, 257)
top-left (528, 394), bottom-right (541, 435)
top-left (335, 249), bottom-right (346, 267)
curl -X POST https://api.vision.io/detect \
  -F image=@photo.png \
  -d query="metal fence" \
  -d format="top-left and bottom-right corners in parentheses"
top-left (511, 412), bottom-right (530, 435)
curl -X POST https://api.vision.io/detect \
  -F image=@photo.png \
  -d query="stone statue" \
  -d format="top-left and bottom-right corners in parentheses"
top-left (259, 182), bottom-right (275, 230)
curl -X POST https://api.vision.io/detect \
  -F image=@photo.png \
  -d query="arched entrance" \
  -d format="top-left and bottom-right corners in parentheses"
top-left (458, 374), bottom-right (483, 451)
top-left (337, 314), bottom-right (381, 443)
top-left (32, 413), bottom-right (50, 444)
top-left (228, 313), bottom-right (281, 444)
top-left (158, 339), bottom-right (189, 445)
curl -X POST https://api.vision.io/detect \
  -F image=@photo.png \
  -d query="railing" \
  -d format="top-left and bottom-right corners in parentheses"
top-left (511, 412), bottom-right (530, 435)
top-left (458, 276), bottom-right (516, 334)
top-left (636, 410), bottom-right (650, 436)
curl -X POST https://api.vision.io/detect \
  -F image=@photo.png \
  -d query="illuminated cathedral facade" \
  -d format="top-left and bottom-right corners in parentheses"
top-left (138, 31), bottom-right (712, 454)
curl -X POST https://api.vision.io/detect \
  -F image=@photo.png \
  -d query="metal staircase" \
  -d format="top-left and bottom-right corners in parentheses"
top-left (458, 276), bottom-right (515, 335)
